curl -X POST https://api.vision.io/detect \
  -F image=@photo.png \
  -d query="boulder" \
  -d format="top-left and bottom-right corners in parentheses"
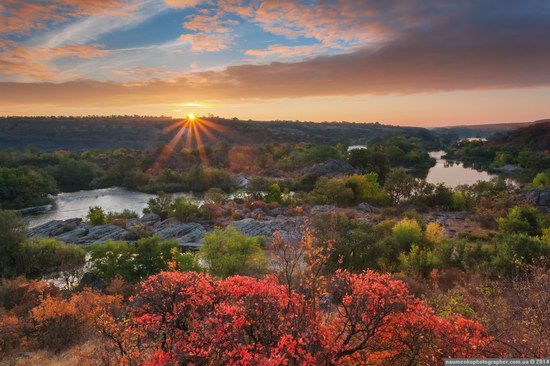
top-left (75, 224), bottom-right (128, 244)
top-left (230, 217), bottom-right (303, 242)
top-left (301, 159), bottom-right (358, 178)
top-left (357, 202), bottom-right (382, 214)
top-left (55, 223), bottom-right (91, 242)
top-left (28, 218), bottom-right (83, 238)
top-left (522, 188), bottom-right (550, 207)
top-left (233, 174), bottom-right (249, 189)
top-left (539, 189), bottom-right (550, 206)
top-left (152, 219), bottom-right (207, 245)
top-left (310, 205), bottom-right (338, 215)
top-left (141, 212), bottom-right (161, 225)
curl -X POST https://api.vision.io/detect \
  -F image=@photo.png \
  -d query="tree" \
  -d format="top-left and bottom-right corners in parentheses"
top-left (200, 227), bottom-right (267, 278)
top-left (15, 238), bottom-right (86, 282)
top-left (89, 237), bottom-right (201, 284)
top-left (86, 206), bottom-right (107, 226)
top-left (532, 172), bottom-right (550, 187)
top-left (0, 167), bottom-right (57, 209)
top-left (493, 233), bottom-right (550, 276)
top-left (171, 197), bottom-right (198, 222)
top-left (46, 158), bottom-right (102, 192)
top-left (425, 222), bottom-right (445, 245)
top-left (399, 245), bottom-right (440, 277)
top-left (0, 210), bottom-right (27, 277)
top-left (143, 192), bottom-right (173, 220)
top-left (392, 218), bottom-right (423, 249)
top-left (266, 183), bottom-right (283, 203)
top-left (345, 173), bottom-right (385, 204)
top-left (497, 206), bottom-right (544, 236)
top-left (308, 177), bottom-right (354, 207)
top-left (89, 241), bottom-right (137, 283)
top-left (348, 149), bottom-right (390, 181)
top-left (384, 168), bottom-right (415, 204)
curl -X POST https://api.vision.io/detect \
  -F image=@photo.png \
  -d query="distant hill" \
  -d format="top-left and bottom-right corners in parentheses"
top-left (488, 120), bottom-right (550, 150)
top-left (0, 116), bottom-right (435, 151)
top-left (432, 120), bottom-right (547, 138)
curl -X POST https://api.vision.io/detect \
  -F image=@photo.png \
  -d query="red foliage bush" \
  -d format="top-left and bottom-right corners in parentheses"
top-left (122, 270), bottom-right (491, 365)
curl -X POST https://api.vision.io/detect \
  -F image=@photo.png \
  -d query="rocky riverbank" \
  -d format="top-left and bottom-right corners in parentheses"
top-left (28, 213), bottom-right (307, 249)
top-left (28, 190), bottom-right (532, 248)
top-left (27, 201), bottom-right (385, 248)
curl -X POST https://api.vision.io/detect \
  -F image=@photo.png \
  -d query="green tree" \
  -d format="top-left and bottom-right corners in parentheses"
top-left (308, 177), bottom-right (354, 207)
top-left (384, 169), bottom-right (416, 204)
top-left (106, 209), bottom-right (139, 222)
top-left (0, 167), bottom-right (57, 209)
top-left (143, 192), bottom-right (173, 220)
top-left (0, 210), bottom-right (27, 277)
top-left (345, 173), bottom-right (385, 204)
top-left (86, 206), bottom-right (107, 226)
top-left (172, 197), bottom-right (198, 222)
top-left (497, 206), bottom-right (544, 236)
top-left (399, 245), bottom-right (440, 277)
top-left (493, 233), bottom-right (550, 276)
top-left (89, 237), bottom-right (201, 284)
top-left (392, 218), bottom-right (423, 249)
top-left (15, 238), bottom-right (86, 280)
top-left (348, 149), bottom-right (390, 181)
top-left (266, 183), bottom-right (283, 203)
top-left (493, 151), bottom-right (513, 166)
top-left (46, 158), bottom-right (102, 192)
top-left (134, 236), bottom-right (201, 278)
top-left (533, 172), bottom-right (550, 187)
top-left (200, 227), bottom-right (267, 278)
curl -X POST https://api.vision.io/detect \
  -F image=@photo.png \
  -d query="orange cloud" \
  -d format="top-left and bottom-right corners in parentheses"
top-left (164, 0), bottom-right (207, 9)
top-left (0, 41), bottom-right (110, 81)
top-left (218, 0), bottom-right (395, 47)
top-left (245, 44), bottom-right (325, 58)
top-left (51, 44), bottom-right (110, 59)
top-left (180, 34), bottom-right (231, 52)
top-left (184, 14), bottom-right (239, 33)
top-left (0, 0), bottom-right (129, 34)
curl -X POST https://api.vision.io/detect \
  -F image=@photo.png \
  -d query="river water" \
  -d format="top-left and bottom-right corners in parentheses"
top-left (25, 187), bottom-right (204, 228)
top-left (25, 152), bottom-right (504, 227)
top-left (425, 151), bottom-right (499, 188)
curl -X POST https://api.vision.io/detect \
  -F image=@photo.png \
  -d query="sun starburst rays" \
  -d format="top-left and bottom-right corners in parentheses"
top-left (149, 116), bottom-right (228, 173)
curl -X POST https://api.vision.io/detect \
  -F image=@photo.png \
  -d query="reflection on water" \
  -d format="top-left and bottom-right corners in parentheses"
top-left (26, 187), bottom-right (205, 228)
top-left (347, 145), bottom-right (367, 152)
top-left (425, 151), bottom-right (498, 188)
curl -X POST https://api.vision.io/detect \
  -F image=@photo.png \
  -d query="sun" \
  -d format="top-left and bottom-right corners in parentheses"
top-left (187, 113), bottom-right (196, 121)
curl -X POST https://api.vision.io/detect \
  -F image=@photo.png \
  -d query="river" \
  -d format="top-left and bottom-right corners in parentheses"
top-left (425, 151), bottom-right (500, 188)
top-left (25, 152), bottom-right (505, 227)
top-left (25, 187), bottom-right (205, 228)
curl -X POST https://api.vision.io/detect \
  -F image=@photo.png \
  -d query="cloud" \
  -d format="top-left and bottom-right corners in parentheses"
top-left (0, 41), bottom-right (111, 81)
top-left (179, 33), bottom-right (231, 52)
top-left (3, 0), bottom-right (550, 108)
top-left (245, 44), bottom-right (326, 58)
top-left (178, 9), bottom-right (240, 53)
top-left (218, 0), bottom-right (408, 48)
top-left (51, 44), bottom-right (110, 59)
top-left (164, 0), bottom-right (207, 9)
top-left (0, 0), bottom-right (129, 35)
top-left (184, 14), bottom-right (239, 33)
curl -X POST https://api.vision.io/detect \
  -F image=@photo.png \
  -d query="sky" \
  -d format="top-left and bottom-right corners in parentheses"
top-left (1, 0), bottom-right (550, 126)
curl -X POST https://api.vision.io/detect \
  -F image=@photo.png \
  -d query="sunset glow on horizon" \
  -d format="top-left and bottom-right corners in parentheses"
top-left (1, 1), bottom-right (550, 126)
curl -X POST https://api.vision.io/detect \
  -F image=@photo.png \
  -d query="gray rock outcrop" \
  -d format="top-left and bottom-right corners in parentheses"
top-left (28, 215), bottom-right (207, 248)
top-left (523, 188), bottom-right (550, 210)
top-left (301, 159), bottom-right (358, 177)
top-left (230, 217), bottom-right (304, 242)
